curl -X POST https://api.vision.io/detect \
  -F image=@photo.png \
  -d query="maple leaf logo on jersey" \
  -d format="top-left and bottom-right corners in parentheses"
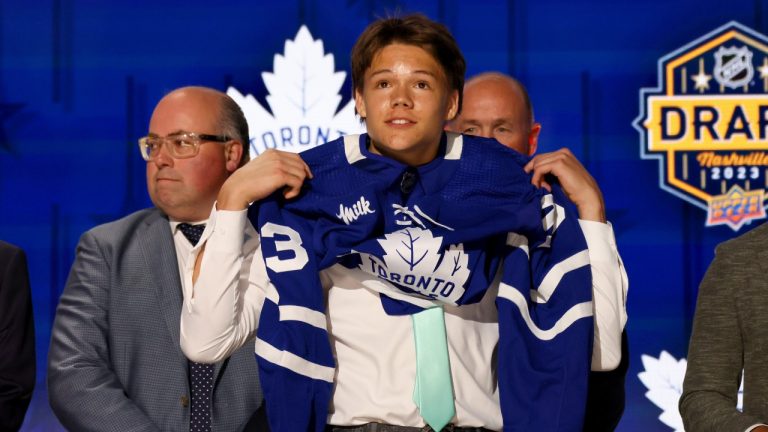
top-left (357, 227), bottom-right (470, 305)
top-left (228, 26), bottom-right (365, 156)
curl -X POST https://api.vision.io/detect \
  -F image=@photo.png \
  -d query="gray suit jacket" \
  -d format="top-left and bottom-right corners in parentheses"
top-left (680, 222), bottom-right (768, 431)
top-left (48, 208), bottom-right (264, 431)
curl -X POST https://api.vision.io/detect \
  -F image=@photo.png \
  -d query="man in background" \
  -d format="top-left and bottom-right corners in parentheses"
top-left (680, 223), bottom-right (768, 432)
top-left (448, 72), bottom-right (629, 431)
top-left (0, 240), bottom-right (35, 431)
top-left (48, 86), bottom-right (266, 431)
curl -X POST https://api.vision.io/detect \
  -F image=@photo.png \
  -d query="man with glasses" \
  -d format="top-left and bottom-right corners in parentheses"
top-left (48, 86), bottom-right (266, 431)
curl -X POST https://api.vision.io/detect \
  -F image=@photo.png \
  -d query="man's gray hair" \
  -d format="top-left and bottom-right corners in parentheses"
top-left (218, 95), bottom-right (250, 167)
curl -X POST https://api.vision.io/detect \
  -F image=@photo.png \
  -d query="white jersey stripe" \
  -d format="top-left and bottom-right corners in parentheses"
top-left (498, 283), bottom-right (593, 341)
top-left (278, 305), bottom-right (328, 330)
top-left (255, 338), bottom-right (335, 382)
top-left (444, 133), bottom-right (463, 160)
top-left (344, 134), bottom-right (365, 164)
top-left (531, 250), bottom-right (591, 303)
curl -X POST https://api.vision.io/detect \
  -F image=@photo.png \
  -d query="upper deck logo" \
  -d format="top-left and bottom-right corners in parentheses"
top-left (228, 26), bottom-right (365, 156)
top-left (634, 22), bottom-right (768, 230)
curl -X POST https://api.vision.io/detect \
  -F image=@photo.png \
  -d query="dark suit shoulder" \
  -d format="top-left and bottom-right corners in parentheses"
top-left (0, 240), bottom-right (24, 263)
top-left (0, 241), bottom-right (28, 284)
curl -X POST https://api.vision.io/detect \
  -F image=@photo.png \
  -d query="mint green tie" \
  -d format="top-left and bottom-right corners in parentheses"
top-left (412, 307), bottom-right (455, 431)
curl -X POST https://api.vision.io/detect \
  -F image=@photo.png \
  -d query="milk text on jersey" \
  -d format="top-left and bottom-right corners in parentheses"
top-left (336, 196), bottom-right (376, 225)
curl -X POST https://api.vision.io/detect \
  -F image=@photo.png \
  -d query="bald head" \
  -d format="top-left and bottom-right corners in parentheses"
top-left (447, 72), bottom-right (540, 155)
top-left (145, 86), bottom-right (248, 221)
top-left (158, 86), bottom-right (250, 167)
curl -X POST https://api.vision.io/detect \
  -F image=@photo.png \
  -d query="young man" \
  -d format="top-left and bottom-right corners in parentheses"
top-left (48, 87), bottom-right (266, 431)
top-left (447, 72), bottom-right (629, 432)
top-left (182, 16), bottom-right (611, 432)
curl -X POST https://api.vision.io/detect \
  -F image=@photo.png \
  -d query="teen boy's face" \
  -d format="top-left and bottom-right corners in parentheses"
top-left (355, 43), bottom-right (459, 167)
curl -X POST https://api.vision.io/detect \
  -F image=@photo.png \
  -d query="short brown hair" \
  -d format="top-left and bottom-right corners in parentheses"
top-left (351, 14), bottom-right (466, 113)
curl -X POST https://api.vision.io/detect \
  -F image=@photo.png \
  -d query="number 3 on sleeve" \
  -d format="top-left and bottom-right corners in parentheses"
top-left (261, 222), bottom-right (309, 273)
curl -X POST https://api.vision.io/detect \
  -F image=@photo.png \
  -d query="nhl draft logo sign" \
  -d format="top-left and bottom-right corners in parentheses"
top-left (634, 22), bottom-right (768, 230)
top-left (228, 26), bottom-right (365, 156)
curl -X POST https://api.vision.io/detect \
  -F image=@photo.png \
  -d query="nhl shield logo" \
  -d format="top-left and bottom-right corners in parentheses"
top-left (713, 46), bottom-right (754, 89)
top-left (634, 22), bottom-right (768, 231)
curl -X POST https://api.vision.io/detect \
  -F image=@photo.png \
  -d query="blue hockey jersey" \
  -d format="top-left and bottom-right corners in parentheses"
top-left (251, 133), bottom-right (593, 432)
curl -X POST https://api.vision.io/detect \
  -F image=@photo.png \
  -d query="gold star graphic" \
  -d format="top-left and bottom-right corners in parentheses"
top-left (691, 70), bottom-right (711, 92)
top-left (690, 58), bottom-right (711, 93)
top-left (759, 58), bottom-right (768, 79)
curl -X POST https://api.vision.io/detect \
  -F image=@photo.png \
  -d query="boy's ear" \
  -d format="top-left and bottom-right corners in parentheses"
top-left (354, 89), bottom-right (367, 120)
top-left (444, 89), bottom-right (459, 121)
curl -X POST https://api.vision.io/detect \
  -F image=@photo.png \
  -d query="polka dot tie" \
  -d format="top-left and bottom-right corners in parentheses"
top-left (177, 223), bottom-right (214, 432)
top-left (189, 361), bottom-right (214, 432)
top-left (178, 223), bottom-right (206, 247)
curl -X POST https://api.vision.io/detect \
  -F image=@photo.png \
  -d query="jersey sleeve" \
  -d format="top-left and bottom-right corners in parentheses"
top-left (495, 184), bottom-right (594, 431)
top-left (250, 198), bottom-right (335, 432)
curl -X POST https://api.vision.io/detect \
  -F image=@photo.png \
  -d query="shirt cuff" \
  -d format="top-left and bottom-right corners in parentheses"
top-left (578, 219), bottom-right (618, 263)
top-left (206, 204), bottom-right (248, 254)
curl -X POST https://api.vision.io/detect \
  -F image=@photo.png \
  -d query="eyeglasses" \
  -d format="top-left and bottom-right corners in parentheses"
top-left (138, 132), bottom-right (231, 161)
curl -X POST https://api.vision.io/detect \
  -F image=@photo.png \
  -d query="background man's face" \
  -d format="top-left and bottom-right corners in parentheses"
top-left (355, 43), bottom-right (459, 166)
top-left (146, 89), bottom-right (231, 222)
top-left (449, 77), bottom-right (537, 156)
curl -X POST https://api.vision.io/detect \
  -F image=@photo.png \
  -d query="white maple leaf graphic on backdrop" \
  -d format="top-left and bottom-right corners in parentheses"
top-left (228, 25), bottom-right (365, 156)
top-left (638, 351), bottom-right (745, 431)
top-left (638, 351), bottom-right (687, 431)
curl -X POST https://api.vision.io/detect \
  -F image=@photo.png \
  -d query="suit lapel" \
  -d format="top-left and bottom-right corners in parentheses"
top-left (138, 210), bottom-right (187, 366)
top-left (138, 209), bottom-right (227, 382)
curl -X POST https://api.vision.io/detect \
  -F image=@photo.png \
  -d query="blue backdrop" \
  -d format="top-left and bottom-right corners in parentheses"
top-left (1, 1), bottom-right (765, 430)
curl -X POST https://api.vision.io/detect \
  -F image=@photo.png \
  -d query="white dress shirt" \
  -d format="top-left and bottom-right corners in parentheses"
top-left (170, 219), bottom-right (208, 294)
top-left (181, 208), bottom-right (628, 429)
